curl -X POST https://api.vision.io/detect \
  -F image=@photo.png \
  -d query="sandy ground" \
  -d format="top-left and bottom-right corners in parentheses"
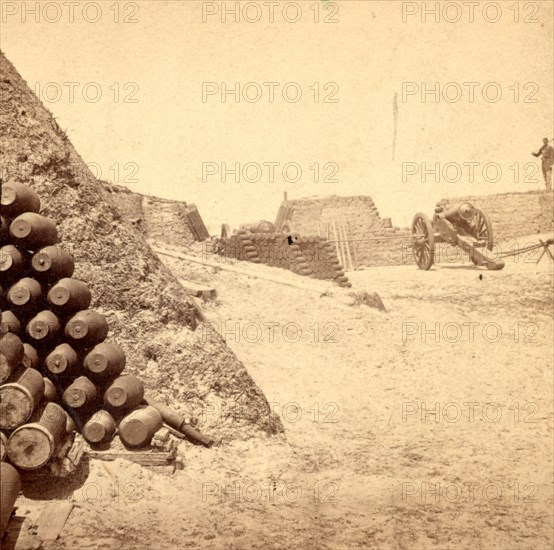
top-left (6, 236), bottom-right (553, 550)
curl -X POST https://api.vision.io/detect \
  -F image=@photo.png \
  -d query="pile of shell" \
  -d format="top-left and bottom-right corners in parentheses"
top-left (215, 221), bottom-right (351, 288)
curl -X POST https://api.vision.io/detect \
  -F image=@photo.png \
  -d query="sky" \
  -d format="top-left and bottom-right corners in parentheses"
top-left (1, 0), bottom-right (553, 233)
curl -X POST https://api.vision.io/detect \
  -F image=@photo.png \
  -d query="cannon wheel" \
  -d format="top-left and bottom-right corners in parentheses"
top-left (281, 221), bottom-right (294, 234)
top-left (412, 213), bottom-right (435, 270)
top-left (468, 208), bottom-right (494, 251)
top-left (221, 224), bottom-right (231, 239)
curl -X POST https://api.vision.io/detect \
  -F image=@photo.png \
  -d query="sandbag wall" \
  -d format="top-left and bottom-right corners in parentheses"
top-left (216, 228), bottom-right (351, 288)
top-left (0, 182), bottom-right (167, 484)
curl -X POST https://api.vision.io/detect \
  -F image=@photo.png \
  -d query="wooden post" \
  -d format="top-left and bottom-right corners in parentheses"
top-left (341, 223), bottom-right (353, 271)
top-left (331, 219), bottom-right (343, 267)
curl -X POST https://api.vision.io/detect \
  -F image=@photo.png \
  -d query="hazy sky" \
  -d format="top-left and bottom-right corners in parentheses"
top-left (1, 0), bottom-right (552, 231)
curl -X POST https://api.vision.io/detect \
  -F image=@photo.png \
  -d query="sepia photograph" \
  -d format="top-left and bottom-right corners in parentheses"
top-left (0, 1), bottom-right (553, 548)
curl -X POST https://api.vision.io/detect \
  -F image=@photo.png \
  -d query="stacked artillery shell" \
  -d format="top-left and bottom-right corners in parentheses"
top-left (215, 225), bottom-right (351, 287)
top-left (1, 178), bottom-right (194, 522)
top-left (0, 181), bottom-right (140, 475)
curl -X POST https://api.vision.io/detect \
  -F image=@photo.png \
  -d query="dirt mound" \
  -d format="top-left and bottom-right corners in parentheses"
top-left (0, 51), bottom-right (282, 441)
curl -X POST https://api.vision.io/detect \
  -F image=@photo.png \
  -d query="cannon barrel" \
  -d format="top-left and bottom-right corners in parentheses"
top-left (145, 397), bottom-right (214, 448)
top-left (241, 220), bottom-right (275, 234)
top-left (443, 202), bottom-right (475, 223)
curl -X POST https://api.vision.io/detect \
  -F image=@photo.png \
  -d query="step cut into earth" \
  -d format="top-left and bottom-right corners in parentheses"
top-left (0, 51), bottom-right (282, 440)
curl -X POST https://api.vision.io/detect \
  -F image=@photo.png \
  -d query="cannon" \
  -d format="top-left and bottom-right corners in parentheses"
top-left (411, 201), bottom-right (505, 270)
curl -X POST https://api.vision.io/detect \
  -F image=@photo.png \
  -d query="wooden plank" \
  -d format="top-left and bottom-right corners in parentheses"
top-left (331, 220), bottom-right (343, 267)
top-left (36, 502), bottom-right (73, 542)
top-left (340, 223), bottom-right (353, 271)
top-left (85, 447), bottom-right (176, 467)
top-left (153, 248), bottom-right (331, 293)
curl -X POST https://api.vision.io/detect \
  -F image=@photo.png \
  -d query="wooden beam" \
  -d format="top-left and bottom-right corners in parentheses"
top-left (36, 502), bottom-right (73, 542)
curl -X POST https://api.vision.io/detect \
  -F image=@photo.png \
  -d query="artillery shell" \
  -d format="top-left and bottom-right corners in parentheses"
top-left (31, 245), bottom-right (75, 281)
top-left (21, 343), bottom-right (40, 369)
top-left (82, 410), bottom-right (116, 444)
top-left (7, 277), bottom-right (42, 309)
top-left (65, 310), bottom-right (108, 348)
top-left (0, 181), bottom-right (40, 218)
top-left (118, 406), bottom-right (162, 447)
top-left (0, 245), bottom-right (26, 280)
top-left (9, 213), bottom-right (58, 250)
top-left (45, 343), bottom-right (78, 376)
top-left (47, 278), bottom-right (91, 313)
top-left (83, 342), bottom-right (126, 378)
top-left (62, 376), bottom-right (97, 410)
top-left (0, 332), bottom-right (24, 384)
top-left (26, 310), bottom-right (60, 343)
top-left (7, 402), bottom-right (68, 470)
top-left (103, 375), bottom-right (144, 411)
top-left (0, 463), bottom-right (21, 536)
top-left (0, 368), bottom-right (45, 429)
top-left (1, 310), bottom-right (21, 336)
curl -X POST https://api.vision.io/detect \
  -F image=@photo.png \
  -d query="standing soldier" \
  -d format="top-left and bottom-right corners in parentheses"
top-left (532, 138), bottom-right (554, 192)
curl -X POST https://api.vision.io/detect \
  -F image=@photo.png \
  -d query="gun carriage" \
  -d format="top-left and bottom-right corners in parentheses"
top-left (412, 201), bottom-right (504, 270)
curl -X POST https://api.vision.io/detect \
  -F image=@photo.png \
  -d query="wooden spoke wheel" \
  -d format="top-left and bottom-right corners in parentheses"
top-left (281, 221), bottom-right (294, 234)
top-left (412, 212), bottom-right (435, 270)
top-left (221, 224), bottom-right (231, 239)
top-left (468, 208), bottom-right (493, 250)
